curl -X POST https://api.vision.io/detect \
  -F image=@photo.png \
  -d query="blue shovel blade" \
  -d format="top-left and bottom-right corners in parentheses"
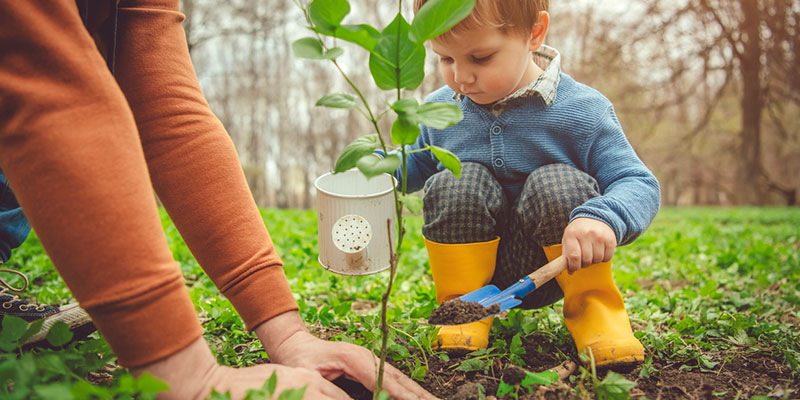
top-left (459, 285), bottom-right (501, 303)
top-left (440, 277), bottom-right (538, 324)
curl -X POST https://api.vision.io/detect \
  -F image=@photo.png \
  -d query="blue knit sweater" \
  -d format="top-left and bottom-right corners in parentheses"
top-left (398, 73), bottom-right (661, 246)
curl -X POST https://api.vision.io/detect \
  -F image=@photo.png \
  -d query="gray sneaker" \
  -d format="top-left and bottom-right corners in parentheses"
top-left (0, 268), bottom-right (95, 348)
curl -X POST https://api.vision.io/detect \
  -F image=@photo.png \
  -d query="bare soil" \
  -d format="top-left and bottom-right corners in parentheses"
top-left (329, 329), bottom-right (799, 400)
top-left (414, 332), bottom-right (800, 399)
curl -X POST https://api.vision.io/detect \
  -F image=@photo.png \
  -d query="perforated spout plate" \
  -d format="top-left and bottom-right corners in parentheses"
top-left (332, 214), bottom-right (372, 254)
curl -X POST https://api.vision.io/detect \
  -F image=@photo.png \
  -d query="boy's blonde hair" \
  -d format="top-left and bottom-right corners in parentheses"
top-left (414, 0), bottom-right (548, 40)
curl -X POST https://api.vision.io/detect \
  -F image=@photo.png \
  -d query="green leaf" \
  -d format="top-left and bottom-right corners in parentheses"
top-left (0, 360), bottom-right (19, 390)
top-left (0, 337), bottom-right (15, 352)
top-left (292, 37), bottom-right (325, 59)
top-left (390, 343), bottom-right (411, 360)
top-left (316, 93), bottom-right (357, 109)
top-left (334, 24), bottom-right (380, 51)
top-left (409, 0), bottom-right (477, 43)
top-left (35, 383), bottom-right (75, 400)
top-left (391, 112), bottom-right (421, 146)
top-left (510, 334), bottom-right (525, 356)
top-left (36, 353), bottom-right (69, 375)
top-left (114, 375), bottom-right (136, 393)
top-left (369, 13), bottom-right (425, 90)
top-left (292, 37), bottom-right (343, 60)
top-left (278, 387), bottom-right (307, 400)
top-left (391, 98), bottom-right (420, 114)
top-left (333, 301), bottom-right (352, 317)
top-left (698, 354), bottom-right (719, 369)
top-left (323, 47), bottom-right (344, 60)
top-left (416, 102), bottom-right (463, 129)
top-left (46, 321), bottom-right (73, 347)
top-left (334, 134), bottom-right (379, 173)
top-left (496, 381), bottom-right (514, 397)
top-left (19, 318), bottom-right (44, 345)
top-left (207, 389), bottom-right (232, 400)
top-left (136, 372), bottom-right (170, 394)
top-left (456, 358), bottom-right (485, 372)
top-left (399, 193), bottom-right (423, 214)
top-left (430, 145), bottom-right (461, 178)
top-left (309, 0), bottom-right (350, 35)
top-left (411, 365), bottom-right (427, 381)
top-left (411, 358), bottom-right (427, 381)
top-left (266, 371), bottom-right (278, 395)
top-left (70, 380), bottom-right (107, 398)
top-left (0, 315), bottom-right (28, 342)
top-left (356, 154), bottom-right (401, 179)
top-left (522, 370), bottom-right (558, 386)
top-left (596, 371), bottom-right (636, 400)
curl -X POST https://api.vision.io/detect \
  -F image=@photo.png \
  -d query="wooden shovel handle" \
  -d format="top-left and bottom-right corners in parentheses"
top-left (526, 255), bottom-right (567, 287)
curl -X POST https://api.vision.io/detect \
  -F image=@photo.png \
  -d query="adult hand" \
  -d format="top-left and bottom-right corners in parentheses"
top-left (132, 337), bottom-right (352, 399)
top-left (561, 217), bottom-right (617, 274)
top-left (256, 311), bottom-right (438, 400)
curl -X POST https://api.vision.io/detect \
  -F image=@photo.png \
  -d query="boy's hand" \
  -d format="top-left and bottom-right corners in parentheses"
top-left (561, 217), bottom-right (617, 273)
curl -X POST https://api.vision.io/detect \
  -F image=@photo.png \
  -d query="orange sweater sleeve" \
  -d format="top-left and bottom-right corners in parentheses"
top-left (0, 0), bottom-right (297, 368)
top-left (114, 0), bottom-right (298, 331)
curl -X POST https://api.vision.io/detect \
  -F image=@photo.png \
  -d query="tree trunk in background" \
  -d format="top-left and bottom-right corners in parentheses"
top-left (736, 0), bottom-right (764, 205)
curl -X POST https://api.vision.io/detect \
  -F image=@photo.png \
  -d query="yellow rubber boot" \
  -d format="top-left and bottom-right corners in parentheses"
top-left (425, 237), bottom-right (499, 352)
top-left (544, 244), bottom-right (644, 368)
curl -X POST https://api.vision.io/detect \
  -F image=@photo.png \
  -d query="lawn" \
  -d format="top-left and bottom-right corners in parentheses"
top-left (1, 207), bottom-right (798, 399)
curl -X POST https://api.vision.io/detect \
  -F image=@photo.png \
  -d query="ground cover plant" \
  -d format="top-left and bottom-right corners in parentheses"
top-left (0, 207), bottom-right (798, 399)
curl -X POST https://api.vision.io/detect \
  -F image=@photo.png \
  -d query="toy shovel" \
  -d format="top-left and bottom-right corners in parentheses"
top-left (430, 255), bottom-right (567, 325)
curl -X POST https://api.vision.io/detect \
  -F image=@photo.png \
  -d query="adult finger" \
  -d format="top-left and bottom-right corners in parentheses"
top-left (334, 343), bottom-right (437, 400)
top-left (379, 361), bottom-right (439, 400)
top-left (212, 364), bottom-right (352, 400)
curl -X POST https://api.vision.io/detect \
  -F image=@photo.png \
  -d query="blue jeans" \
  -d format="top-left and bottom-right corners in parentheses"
top-left (0, 169), bottom-right (31, 263)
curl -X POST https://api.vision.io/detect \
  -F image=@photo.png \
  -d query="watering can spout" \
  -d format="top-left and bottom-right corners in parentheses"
top-left (332, 214), bottom-right (372, 268)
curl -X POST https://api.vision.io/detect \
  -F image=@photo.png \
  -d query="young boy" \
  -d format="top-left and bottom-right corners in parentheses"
top-left (403, 0), bottom-right (661, 369)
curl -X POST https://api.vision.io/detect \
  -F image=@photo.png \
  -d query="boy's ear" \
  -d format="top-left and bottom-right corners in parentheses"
top-left (528, 11), bottom-right (550, 51)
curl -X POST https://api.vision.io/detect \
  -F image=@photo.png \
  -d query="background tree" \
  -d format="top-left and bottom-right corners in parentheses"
top-left (620, 0), bottom-right (799, 204)
top-left (180, 0), bottom-right (799, 208)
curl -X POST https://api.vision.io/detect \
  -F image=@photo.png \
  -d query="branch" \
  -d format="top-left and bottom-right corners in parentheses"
top-left (697, 0), bottom-right (744, 59)
top-left (678, 64), bottom-right (735, 144)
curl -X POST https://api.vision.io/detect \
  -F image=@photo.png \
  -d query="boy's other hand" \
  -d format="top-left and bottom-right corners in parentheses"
top-left (561, 217), bottom-right (617, 273)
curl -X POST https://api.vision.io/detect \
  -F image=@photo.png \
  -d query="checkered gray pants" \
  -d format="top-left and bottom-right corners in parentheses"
top-left (422, 162), bottom-right (601, 309)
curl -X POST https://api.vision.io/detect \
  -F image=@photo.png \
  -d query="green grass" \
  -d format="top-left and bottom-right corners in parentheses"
top-left (1, 207), bottom-right (798, 398)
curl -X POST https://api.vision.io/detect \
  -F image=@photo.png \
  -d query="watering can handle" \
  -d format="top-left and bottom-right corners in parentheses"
top-left (526, 255), bottom-right (567, 287)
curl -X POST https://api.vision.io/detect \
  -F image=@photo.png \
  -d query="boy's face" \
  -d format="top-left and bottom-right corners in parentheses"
top-left (432, 26), bottom-right (540, 105)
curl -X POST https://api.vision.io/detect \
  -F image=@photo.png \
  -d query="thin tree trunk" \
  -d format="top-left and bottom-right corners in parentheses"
top-left (736, 0), bottom-right (764, 204)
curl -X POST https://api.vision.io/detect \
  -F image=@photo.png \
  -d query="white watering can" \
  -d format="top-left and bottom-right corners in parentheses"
top-left (314, 169), bottom-right (396, 275)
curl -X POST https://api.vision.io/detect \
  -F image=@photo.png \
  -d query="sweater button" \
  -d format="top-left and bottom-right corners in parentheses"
top-left (494, 158), bottom-right (504, 167)
top-left (491, 126), bottom-right (502, 135)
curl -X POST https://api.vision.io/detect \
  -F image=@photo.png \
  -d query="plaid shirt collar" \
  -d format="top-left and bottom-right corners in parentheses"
top-left (453, 45), bottom-right (561, 115)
